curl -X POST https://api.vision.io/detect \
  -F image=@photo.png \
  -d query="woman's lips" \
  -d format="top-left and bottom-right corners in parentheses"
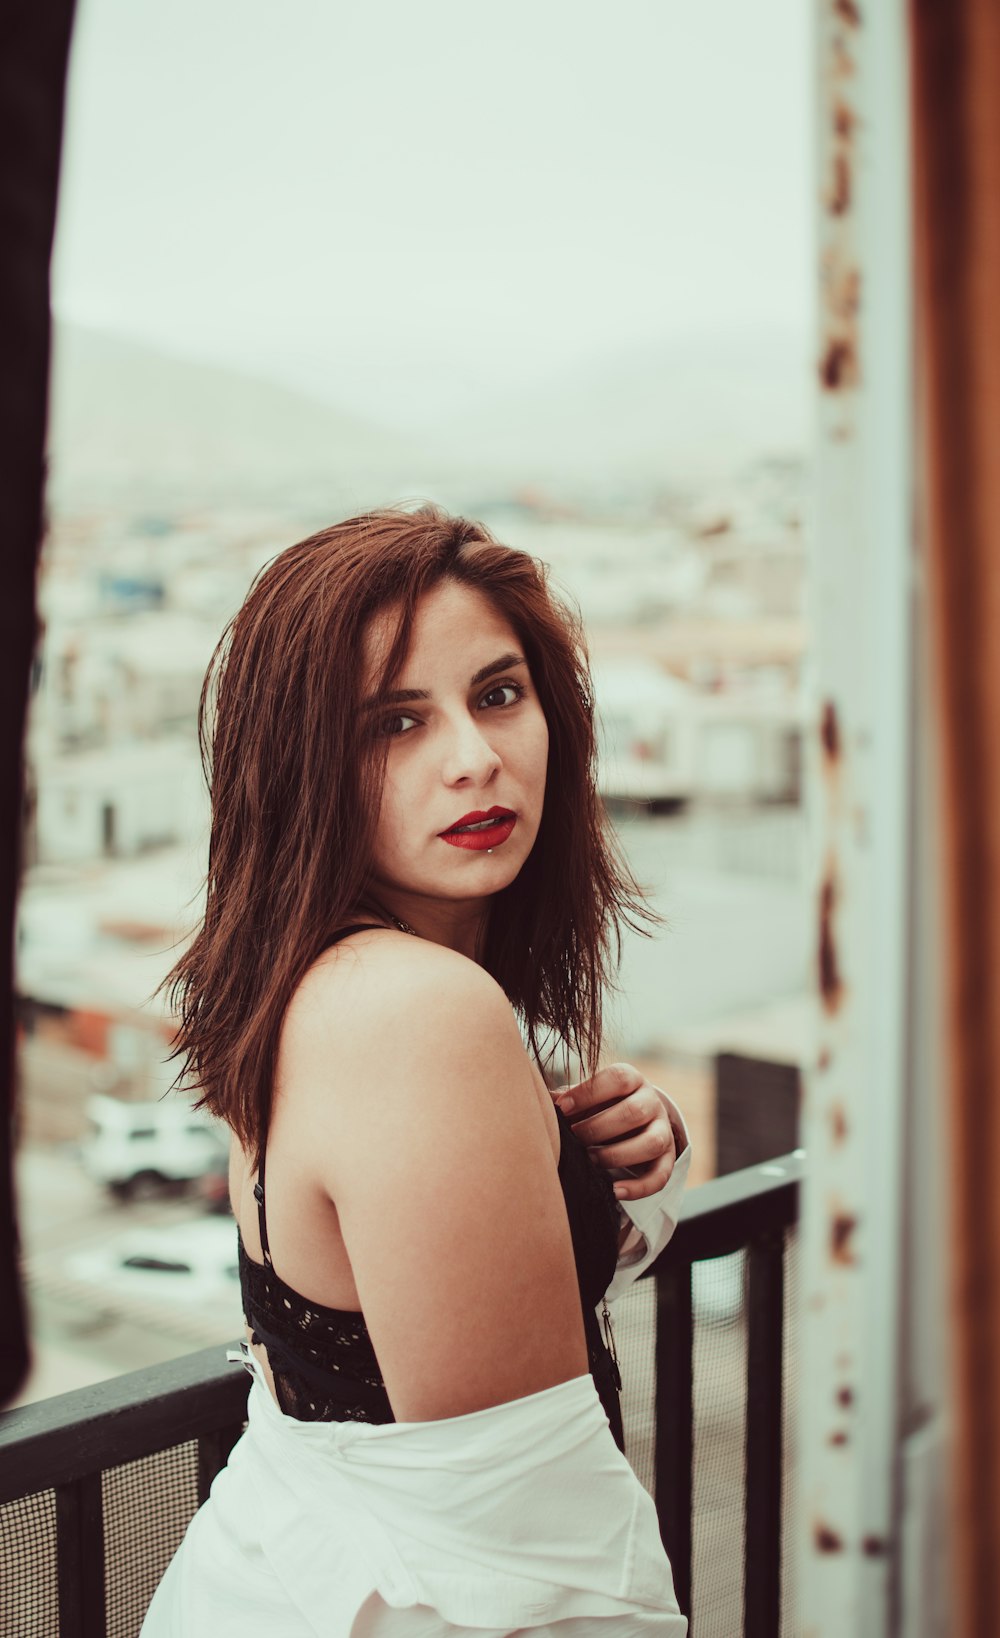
top-left (439, 808), bottom-right (517, 851)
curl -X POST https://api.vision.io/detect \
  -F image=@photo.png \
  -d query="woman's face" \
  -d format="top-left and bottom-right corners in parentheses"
top-left (363, 579), bottom-right (549, 917)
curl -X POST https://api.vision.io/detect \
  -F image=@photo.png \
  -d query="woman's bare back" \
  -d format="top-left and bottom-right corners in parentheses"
top-left (229, 927), bottom-right (567, 1411)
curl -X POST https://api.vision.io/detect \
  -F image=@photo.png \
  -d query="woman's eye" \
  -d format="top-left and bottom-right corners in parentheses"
top-left (378, 712), bottom-right (419, 738)
top-left (480, 682), bottom-right (524, 710)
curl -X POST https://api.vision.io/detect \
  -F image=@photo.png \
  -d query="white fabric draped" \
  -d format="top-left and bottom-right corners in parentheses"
top-left (141, 1364), bottom-right (687, 1637)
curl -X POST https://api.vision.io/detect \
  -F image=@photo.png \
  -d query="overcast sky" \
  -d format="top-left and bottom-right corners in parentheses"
top-left (52, 0), bottom-right (814, 430)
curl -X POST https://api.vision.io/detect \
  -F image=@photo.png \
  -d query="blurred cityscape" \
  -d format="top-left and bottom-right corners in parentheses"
top-left (14, 322), bottom-right (811, 1405)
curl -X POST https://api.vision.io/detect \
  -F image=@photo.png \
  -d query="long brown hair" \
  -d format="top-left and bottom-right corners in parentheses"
top-left (163, 504), bottom-right (655, 1161)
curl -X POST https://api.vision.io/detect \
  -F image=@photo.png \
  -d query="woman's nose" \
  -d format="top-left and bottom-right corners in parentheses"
top-left (441, 715), bottom-right (502, 787)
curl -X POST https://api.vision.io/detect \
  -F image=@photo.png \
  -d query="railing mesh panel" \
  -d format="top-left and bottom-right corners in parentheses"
top-left (617, 1274), bottom-right (658, 1496)
top-left (102, 1440), bottom-right (198, 1638)
top-left (781, 1227), bottom-right (800, 1638)
top-left (690, 1249), bottom-right (749, 1636)
top-left (0, 1487), bottom-right (59, 1638)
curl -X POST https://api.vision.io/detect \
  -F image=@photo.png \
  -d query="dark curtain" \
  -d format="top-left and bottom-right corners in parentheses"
top-left (0, 0), bottom-right (78, 1406)
top-left (910, 1), bottom-right (1000, 1629)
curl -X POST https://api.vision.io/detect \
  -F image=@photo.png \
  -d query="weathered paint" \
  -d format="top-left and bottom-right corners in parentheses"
top-left (820, 700), bottom-right (841, 762)
top-left (818, 13), bottom-right (863, 416)
top-left (830, 1210), bottom-right (859, 1266)
top-left (815, 1522), bottom-right (846, 1553)
top-left (818, 858), bottom-right (845, 1013)
top-left (799, 0), bottom-right (914, 1630)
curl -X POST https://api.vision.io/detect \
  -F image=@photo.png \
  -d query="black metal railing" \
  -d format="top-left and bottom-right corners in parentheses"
top-left (0, 1153), bottom-right (803, 1638)
top-left (653, 1153), bottom-right (802, 1636)
top-left (0, 1343), bottom-right (249, 1638)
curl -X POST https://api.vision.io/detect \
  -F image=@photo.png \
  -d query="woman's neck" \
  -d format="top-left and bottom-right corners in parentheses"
top-left (366, 893), bottom-right (488, 962)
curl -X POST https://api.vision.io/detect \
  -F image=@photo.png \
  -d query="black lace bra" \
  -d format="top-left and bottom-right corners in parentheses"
top-left (237, 927), bottom-right (626, 1449)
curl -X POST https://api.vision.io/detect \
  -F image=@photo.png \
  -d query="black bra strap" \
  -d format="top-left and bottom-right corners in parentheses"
top-left (253, 923), bottom-right (391, 1270)
top-left (253, 1149), bottom-right (272, 1268)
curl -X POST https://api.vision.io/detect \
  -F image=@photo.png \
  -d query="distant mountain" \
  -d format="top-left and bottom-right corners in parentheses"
top-left (47, 324), bottom-right (443, 504)
top-left (429, 328), bottom-right (811, 486)
top-left (46, 323), bottom-right (811, 507)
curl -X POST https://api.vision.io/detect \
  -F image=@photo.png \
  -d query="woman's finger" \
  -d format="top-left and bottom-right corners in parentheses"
top-left (610, 1157), bottom-right (676, 1200)
top-left (553, 1061), bottom-right (643, 1116)
top-left (568, 1088), bottom-right (664, 1147)
top-left (586, 1119), bottom-right (676, 1175)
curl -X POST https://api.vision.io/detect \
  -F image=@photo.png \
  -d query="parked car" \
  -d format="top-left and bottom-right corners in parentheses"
top-left (692, 1251), bottom-right (746, 1327)
top-left (80, 1091), bottom-right (229, 1200)
top-left (66, 1216), bottom-right (241, 1312)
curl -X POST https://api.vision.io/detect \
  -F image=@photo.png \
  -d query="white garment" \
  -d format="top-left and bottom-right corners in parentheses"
top-left (141, 1093), bottom-right (692, 1638)
top-left (141, 1367), bottom-right (687, 1637)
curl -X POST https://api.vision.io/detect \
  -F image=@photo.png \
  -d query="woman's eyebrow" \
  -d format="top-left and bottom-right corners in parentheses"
top-left (469, 652), bottom-right (527, 687)
top-left (362, 654), bottom-right (527, 711)
top-left (361, 685), bottom-right (429, 711)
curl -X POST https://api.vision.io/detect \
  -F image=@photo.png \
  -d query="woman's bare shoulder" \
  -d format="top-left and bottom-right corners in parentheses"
top-left (278, 930), bottom-right (519, 1113)
top-left (290, 927), bottom-right (504, 1025)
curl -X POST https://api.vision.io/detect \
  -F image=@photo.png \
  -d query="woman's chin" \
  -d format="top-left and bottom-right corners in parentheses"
top-left (394, 857), bottom-right (526, 904)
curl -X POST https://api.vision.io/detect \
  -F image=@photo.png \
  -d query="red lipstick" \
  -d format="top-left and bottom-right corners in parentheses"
top-left (439, 806), bottom-right (517, 851)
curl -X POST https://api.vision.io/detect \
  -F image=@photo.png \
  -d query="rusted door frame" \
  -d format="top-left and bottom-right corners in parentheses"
top-left (799, 1), bottom-right (943, 1633)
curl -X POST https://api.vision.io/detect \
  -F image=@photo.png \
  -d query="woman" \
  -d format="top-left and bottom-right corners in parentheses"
top-left (142, 505), bottom-right (691, 1637)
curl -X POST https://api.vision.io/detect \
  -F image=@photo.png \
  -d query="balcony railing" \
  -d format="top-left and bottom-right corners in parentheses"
top-left (0, 1153), bottom-right (802, 1638)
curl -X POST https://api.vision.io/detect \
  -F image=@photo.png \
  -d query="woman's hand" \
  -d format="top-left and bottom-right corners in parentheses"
top-left (553, 1062), bottom-right (684, 1202)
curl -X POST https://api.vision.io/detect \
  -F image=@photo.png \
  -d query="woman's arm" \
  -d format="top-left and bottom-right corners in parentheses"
top-left (279, 940), bottom-right (588, 1423)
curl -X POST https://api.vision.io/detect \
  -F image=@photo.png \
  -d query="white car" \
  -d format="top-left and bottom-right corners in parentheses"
top-left (66, 1216), bottom-right (241, 1312)
top-left (692, 1251), bottom-right (746, 1327)
top-left (80, 1091), bottom-right (229, 1200)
